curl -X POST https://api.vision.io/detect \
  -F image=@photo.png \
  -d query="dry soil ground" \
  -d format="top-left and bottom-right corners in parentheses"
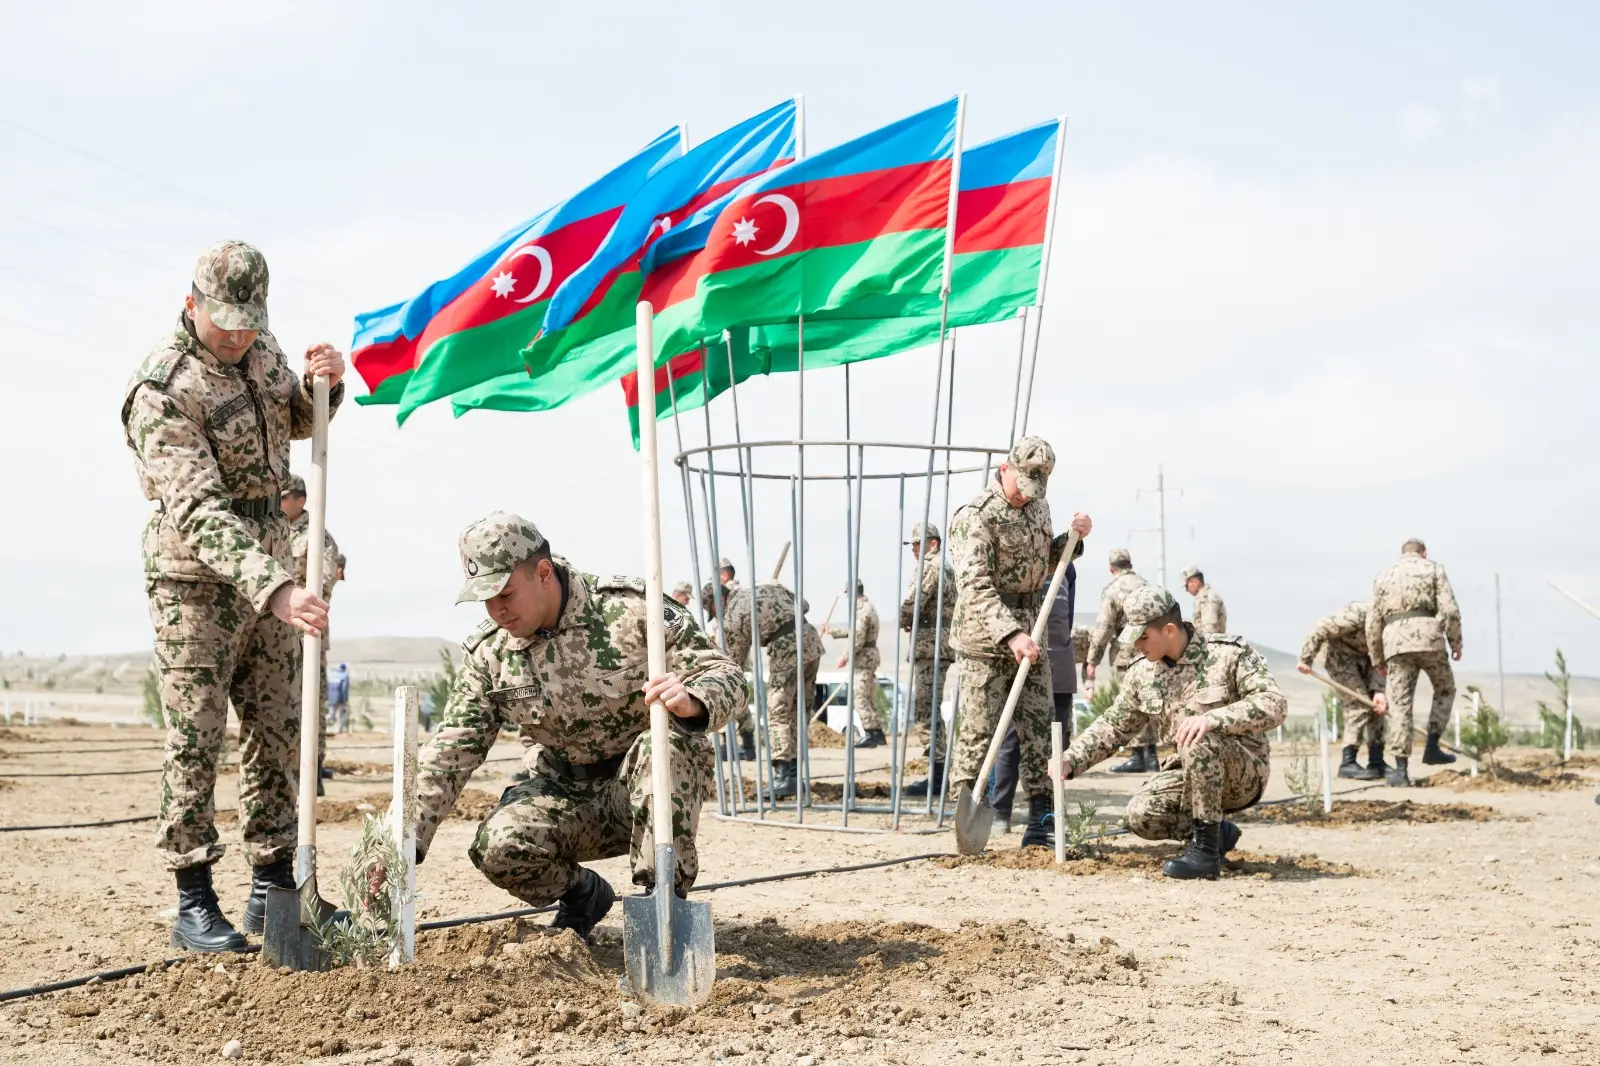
top-left (1, 724), bottom-right (1598, 1066)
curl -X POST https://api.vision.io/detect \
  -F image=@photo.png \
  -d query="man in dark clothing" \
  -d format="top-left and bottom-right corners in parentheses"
top-left (990, 561), bottom-right (1076, 831)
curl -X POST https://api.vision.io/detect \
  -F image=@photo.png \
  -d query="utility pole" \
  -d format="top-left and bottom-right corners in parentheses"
top-left (1495, 573), bottom-right (1505, 713)
top-left (1132, 465), bottom-right (1181, 589)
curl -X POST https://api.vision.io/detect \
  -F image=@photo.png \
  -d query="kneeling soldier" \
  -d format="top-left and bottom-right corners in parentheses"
top-left (1054, 587), bottom-right (1286, 880)
top-left (414, 513), bottom-right (747, 938)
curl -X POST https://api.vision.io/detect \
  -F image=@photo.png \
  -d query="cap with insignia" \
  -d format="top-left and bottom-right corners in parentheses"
top-left (1006, 435), bottom-right (1054, 499)
top-left (1109, 547), bottom-right (1132, 569)
top-left (904, 521), bottom-right (941, 544)
top-left (455, 511), bottom-right (546, 603)
top-left (193, 240), bottom-right (269, 331)
top-left (1118, 585), bottom-right (1179, 645)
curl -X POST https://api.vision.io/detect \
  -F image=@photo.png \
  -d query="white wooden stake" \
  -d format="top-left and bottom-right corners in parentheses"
top-left (1319, 701), bottom-right (1333, 814)
top-left (389, 685), bottom-right (419, 968)
top-left (1470, 690), bottom-right (1480, 777)
top-left (1051, 722), bottom-right (1065, 864)
top-left (1564, 691), bottom-right (1574, 763)
top-left (1453, 693), bottom-right (1461, 750)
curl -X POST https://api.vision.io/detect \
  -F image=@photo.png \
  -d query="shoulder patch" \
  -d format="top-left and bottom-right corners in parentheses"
top-left (596, 575), bottom-right (647, 595)
top-left (1204, 633), bottom-right (1247, 647)
top-left (462, 618), bottom-right (499, 653)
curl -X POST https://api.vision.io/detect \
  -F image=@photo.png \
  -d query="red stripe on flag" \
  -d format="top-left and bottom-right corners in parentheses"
top-left (620, 348), bottom-right (706, 408)
top-left (641, 159), bottom-right (952, 313)
top-left (352, 336), bottom-right (418, 394)
top-left (953, 176), bottom-right (1051, 254)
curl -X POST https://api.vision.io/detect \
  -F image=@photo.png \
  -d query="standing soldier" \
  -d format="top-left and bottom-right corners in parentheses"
top-left (282, 474), bottom-right (341, 796)
top-left (947, 437), bottom-right (1091, 847)
top-left (1367, 538), bottom-right (1462, 785)
top-left (1056, 587), bottom-right (1286, 879)
top-left (899, 522), bottom-right (955, 799)
top-left (719, 558), bottom-right (741, 598)
top-left (829, 582), bottom-right (885, 749)
top-left (122, 240), bottom-right (345, 952)
top-left (414, 514), bottom-right (746, 937)
top-left (1298, 601), bottom-right (1390, 780)
top-left (1183, 566), bottom-right (1228, 636)
top-left (722, 580), bottom-right (822, 800)
top-left (671, 581), bottom-right (694, 607)
top-left (1085, 548), bottom-right (1153, 773)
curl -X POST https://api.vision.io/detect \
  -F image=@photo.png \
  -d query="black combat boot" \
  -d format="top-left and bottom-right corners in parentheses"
top-left (1385, 756), bottom-right (1411, 788)
top-left (1219, 819), bottom-right (1241, 856)
top-left (241, 858), bottom-right (294, 935)
top-left (1110, 745), bottom-right (1151, 773)
top-left (1422, 732), bottom-right (1457, 765)
top-left (550, 868), bottom-right (616, 942)
top-left (1161, 822), bottom-right (1222, 880)
top-left (171, 865), bottom-right (249, 953)
top-left (857, 728), bottom-right (886, 749)
top-left (739, 731), bottom-right (756, 761)
top-left (771, 759), bottom-right (797, 800)
top-left (1019, 794), bottom-right (1054, 848)
top-left (903, 759), bottom-right (944, 799)
top-left (1336, 745), bottom-right (1363, 779)
top-left (1359, 742), bottom-right (1390, 781)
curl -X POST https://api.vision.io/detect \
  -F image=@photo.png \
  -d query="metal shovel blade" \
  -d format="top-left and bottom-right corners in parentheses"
top-left (261, 862), bottom-right (340, 972)
top-left (622, 846), bottom-right (715, 1007)
top-left (954, 781), bottom-right (996, 855)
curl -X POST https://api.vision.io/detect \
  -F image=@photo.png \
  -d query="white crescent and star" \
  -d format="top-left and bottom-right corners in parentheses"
top-left (507, 244), bottom-right (553, 303)
top-left (729, 194), bottom-right (800, 256)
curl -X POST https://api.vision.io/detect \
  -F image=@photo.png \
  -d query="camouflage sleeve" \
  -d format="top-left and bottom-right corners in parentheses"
top-left (125, 385), bottom-right (291, 613)
top-left (1437, 566), bottom-right (1463, 655)
top-left (898, 573), bottom-right (917, 631)
top-left (1047, 530), bottom-right (1086, 569)
top-left (1197, 594), bottom-right (1225, 636)
top-left (721, 596), bottom-right (754, 667)
top-left (855, 603), bottom-right (878, 654)
top-left (665, 602), bottom-right (748, 734)
top-left (1206, 646), bottom-right (1288, 736)
top-left (1086, 585), bottom-right (1119, 667)
top-left (1300, 605), bottom-right (1351, 666)
top-left (1365, 580), bottom-right (1386, 667)
top-left (1297, 625), bottom-right (1324, 667)
top-left (951, 507), bottom-right (1023, 647)
top-left (286, 366), bottom-right (346, 439)
top-left (1063, 673), bottom-right (1149, 775)
top-left (320, 531), bottom-right (341, 601)
top-left (414, 651), bottom-right (500, 859)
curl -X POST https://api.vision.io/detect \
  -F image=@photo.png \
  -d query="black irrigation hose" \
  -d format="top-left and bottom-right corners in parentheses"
top-left (0, 851), bottom-right (943, 1004)
top-left (0, 809), bottom-right (239, 834)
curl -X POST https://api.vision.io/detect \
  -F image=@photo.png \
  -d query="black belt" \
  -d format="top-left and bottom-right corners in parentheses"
top-left (1388, 609), bottom-right (1435, 621)
top-left (229, 497), bottom-right (282, 520)
top-left (549, 751), bottom-right (625, 782)
top-left (999, 590), bottom-right (1044, 611)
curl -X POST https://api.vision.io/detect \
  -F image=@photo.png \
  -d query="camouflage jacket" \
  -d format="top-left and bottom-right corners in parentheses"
top-left (831, 596), bottom-right (880, 671)
top-left (415, 561), bottom-right (747, 855)
top-left (948, 478), bottom-right (1078, 658)
top-left (1366, 552), bottom-right (1462, 663)
top-left (722, 580), bottom-right (808, 667)
top-left (1087, 570), bottom-right (1150, 669)
top-left (288, 512), bottom-right (340, 601)
top-left (1300, 601), bottom-right (1372, 668)
top-left (1064, 628), bottom-right (1286, 777)
top-left (1192, 584), bottom-right (1228, 637)
top-left (121, 318), bottom-right (344, 611)
top-left (899, 547), bottom-right (955, 660)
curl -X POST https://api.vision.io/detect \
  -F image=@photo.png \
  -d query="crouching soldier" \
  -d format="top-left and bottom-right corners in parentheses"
top-left (413, 513), bottom-right (747, 937)
top-left (1054, 587), bottom-right (1286, 880)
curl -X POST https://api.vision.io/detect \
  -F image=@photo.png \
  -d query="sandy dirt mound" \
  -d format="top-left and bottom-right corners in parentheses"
top-left (217, 789), bottom-right (501, 829)
top-left (1240, 798), bottom-right (1504, 826)
top-left (806, 721), bottom-right (844, 748)
top-left (321, 760), bottom-right (394, 779)
top-left (22, 917), bottom-right (1136, 1064)
top-left (1416, 765), bottom-right (1590, 791)
top-left (938, 843), bottom-right (1360, 880)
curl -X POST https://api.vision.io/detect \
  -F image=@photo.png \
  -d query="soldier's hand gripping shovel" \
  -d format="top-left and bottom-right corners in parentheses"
top-left (954, 529), bottom-right (1081, 855)
top-left (622, 302), bottom-right (716, 1008)
top-left (263, 374), bottom-right (346, 971)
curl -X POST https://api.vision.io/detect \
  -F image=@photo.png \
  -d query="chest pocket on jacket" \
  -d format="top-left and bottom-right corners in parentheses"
top-left (491, 682), bottom-right (544, 726)
top-left (588, 663), bottom-right (647, 711)
top-left (1195, 685), bottom-right (1232, 712)
top-left (205, 393), bottom-right (257, 460)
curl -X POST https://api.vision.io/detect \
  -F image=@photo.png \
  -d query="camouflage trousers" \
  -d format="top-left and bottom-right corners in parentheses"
top-left (469, 728), bottom-right (715, 906)
top-left (314, 637), bottom-right (328, 766)
top-left (1383, 650), bottom-right (1455, 756)
top-left (1125, 731), bottom-right (1269, 839)
top-left (851, 648), bottom-right (883, 731)
top-left (764, 638), bottom-right (819, 762)
top-left (148, 579), bottom-right (300, 871)
top-left (908, 650), bottom-right (952, 758)
top-left (951, 653), bottom-right (1053, 799)
top-left (1326, 650), bottom-right (1383, 747)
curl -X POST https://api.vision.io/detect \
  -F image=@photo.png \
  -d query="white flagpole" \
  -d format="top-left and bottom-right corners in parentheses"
top-left (939, 92), bottom-right (968, 297)
top-left (1018, 115), bottom-right (1068, 436)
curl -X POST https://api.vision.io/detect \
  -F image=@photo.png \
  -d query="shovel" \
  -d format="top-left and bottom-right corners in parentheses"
top-left (954, 529), bottom-right (1081, 855)
top-left (262, 374), bottom-right (344, 971)
top-left (622, 301), bottom-right (716, 1007)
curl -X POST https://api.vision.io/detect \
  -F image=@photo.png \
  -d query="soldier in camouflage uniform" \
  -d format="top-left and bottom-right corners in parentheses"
top-left (1057, 586), bottom-right (1286, 880)
top-left (1298, 601), bottom-right (1390, 780)
top-left (829, 582), bottom-right (885, 748)
top-left (900, 522), bottom-right (956, 798)
top-left (282, 474), bottom-right (341, 795)
top-left (1086, 549), bottom-right (1155, 773)
top-left (414, 514), bottom-right (746, 938)
top-left (121, 241), bottom-right (345, 952)
top-left (947, 437), bottom-right (1092, 848)
top-left (671, 581), bottom-right (694, 607)
top-left (1367, 538), bottom-right (1462, 785)
top-left (1182, 566), bottom-right (1228, 636)
top-left (721, 580), bottom-right (822, 799)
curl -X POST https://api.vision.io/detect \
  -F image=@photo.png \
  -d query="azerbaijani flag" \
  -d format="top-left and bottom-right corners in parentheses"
top-left (447, 101), bottom-right (796, 415)
top-left (619, 117), bottom-right (1064, 447)
top-left (349, 128), bottom-right (681, 423)
top-left (638, 97), bottom-right (962, 371)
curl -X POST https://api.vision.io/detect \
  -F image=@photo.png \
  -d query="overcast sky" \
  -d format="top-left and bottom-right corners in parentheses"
top-left (1, 1), bottom-right (1597, 677)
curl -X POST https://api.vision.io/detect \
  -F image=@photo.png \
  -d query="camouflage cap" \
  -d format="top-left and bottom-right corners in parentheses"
top-left (455, 511), bottom-right (546, 603)
top-left (1006, 436), bottom-right (1054, 499)
top-left (671, 581), bottom-right (694, 600)
top-left (905, 521), bottom-right (941, 544)
top-left (1108, 547), bottom-right (1132, 569)
top-left (718, 557), bottom-right (735, 571)
top-left (1118, 585), bottom-right (1179, 645)
top-left (1181, 565), bottom-right (1201, 582)
top-left (193, 240), bottom-right (269, 331)
top-left (280, 474), bottom-right (307, 497)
